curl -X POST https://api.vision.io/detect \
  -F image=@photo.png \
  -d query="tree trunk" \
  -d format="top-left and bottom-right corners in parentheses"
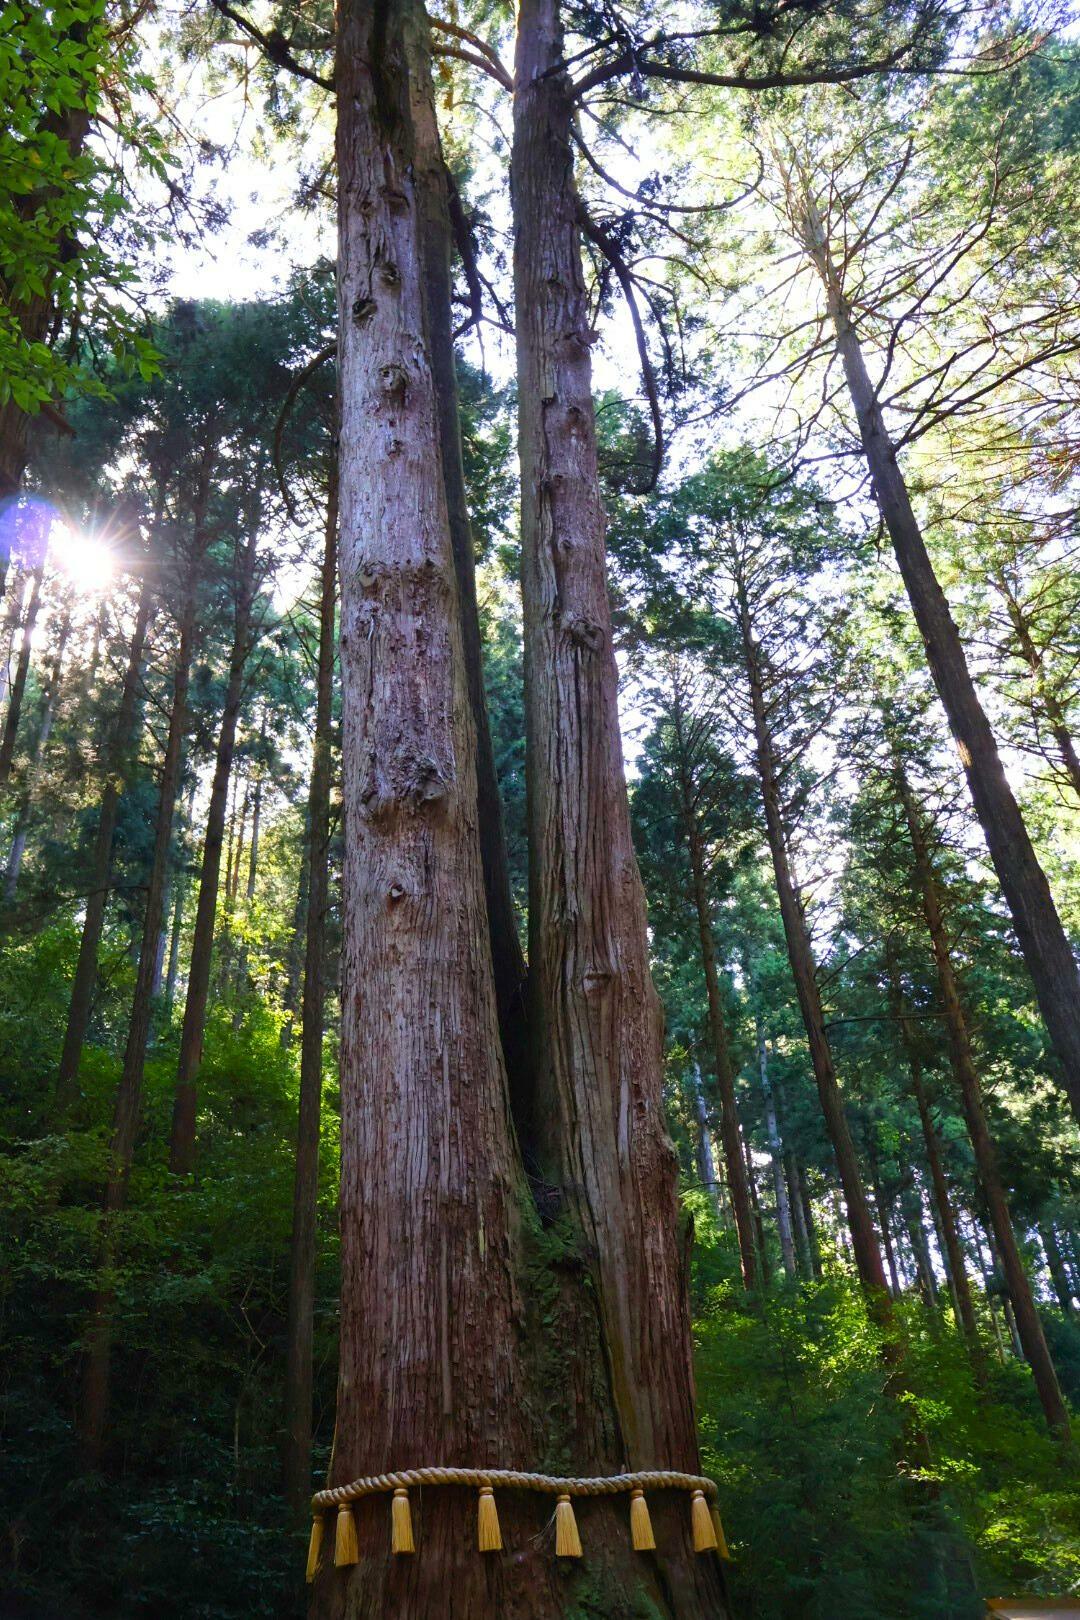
top-left (671, 682), bottom-right (756, 1285)
top-left (164, 878), bottom-right (184, 1016)
top-left (744, 1130), bottom-right (771, 1285)
top-left (57, 560), bottom-right (156, 1103)
top-left (3, 607), bottom-right (70, 899)
top-left (169, 523), bottom-right (261, 1173)
top-left (897, 766), bottom-right (1071, 1439)
top-left (413, 64), bottom-right (533, 1143)
top-left (903, 1180), bottom-right (938, 1309)
top-left (691, 1061), bottom-right (723, 1222)
top-left (868, 1147), bottom-right (902, 1297)
top-left (888, 953), bottom-right (982, 1353)
top-left (1041, 1222), bottom-right (1075, 1316)
top-left (737, 587), bottom-right (888, 1301)
top-left (283, 466), bottom-right (337, 1521)
top-left (311, 9), bottom-right (553, 1614)
top-left (80, 539), bottom-right (204, 1463)
top-left (511, 5), bottom-right (727, 1609)
top-left (758, 1023), bottom-right (797, 1280)
top-left (802, 203), bottom-right (1080, 1120)
top-left (0, 560), bottom-right (44, 788)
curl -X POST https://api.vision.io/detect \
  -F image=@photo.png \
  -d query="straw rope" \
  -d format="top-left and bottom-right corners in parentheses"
top-left (313, 1468), bottom-right (719, 1512)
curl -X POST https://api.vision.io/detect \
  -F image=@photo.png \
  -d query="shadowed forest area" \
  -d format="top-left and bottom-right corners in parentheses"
top-left (2, 2), bottom-right (1080, 1618)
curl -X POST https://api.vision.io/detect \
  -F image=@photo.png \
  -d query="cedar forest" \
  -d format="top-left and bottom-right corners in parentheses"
top-left (2, 2), bottom-right (1080, 1617)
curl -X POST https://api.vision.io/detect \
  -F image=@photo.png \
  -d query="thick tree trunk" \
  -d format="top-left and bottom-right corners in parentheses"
top-left (672, 690), bottom-right (756, 1285)
top-left (169, 525), bottom-right (260, 1173)
top-left (4, 608), bottom-right (70, 898)
top-left (758, 1024), bottom-right (797, 1280)
top-left (311, 9), bottom-right (554, 1615)
top-left (57, 562), bottom-right (156, 1102)
top-left (283, 467), bottom-right (337, 1521)
top-left (80, 543), bottom-right (203, 1463)
top-left (0, 560), bottom-right (43, 788)
top-left (511, 5), bottom-right (726, 1610)
top-left (897, 768), bottom-right (1071, 1439)
top-left (737, 589), bottom-right (888, 1301)
top-left (412, 75), bottom-right (533, 1142)
top-left (802, 207), bottom-right (1080, 1119)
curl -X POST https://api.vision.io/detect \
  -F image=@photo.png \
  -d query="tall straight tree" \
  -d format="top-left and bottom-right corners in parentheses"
top-left (310, 5), bottom-right (545, 1613)
top-left (779, 162), bottom-right (1080, 1123)
top-left (894, 760), bottom-right (1070, 1439)
top-left (512, 7), bottom-right (729, 1612)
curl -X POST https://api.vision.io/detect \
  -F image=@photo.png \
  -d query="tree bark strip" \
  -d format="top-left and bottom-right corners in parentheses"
top-left (0, 560), bottom-right (44, 788)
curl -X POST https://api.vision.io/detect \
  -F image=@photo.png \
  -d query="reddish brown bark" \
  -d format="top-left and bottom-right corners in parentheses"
top-left (897, 767), bottom-right (1070, 1439)
top-left (310, 7), bottom-right (549, 1613)
top-left (512, 4), bottom-right (727, 1611)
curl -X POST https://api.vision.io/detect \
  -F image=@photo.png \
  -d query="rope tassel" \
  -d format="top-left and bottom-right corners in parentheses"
top-left (334, 1504), bottom-right (359, 1567)
top-left (305, 1513), bottom-right (325, 1582)
top-left (391, 1487), bottom-right (415, 1554)
top-left (555, 1493), bottom-right (582, 1558)
top-left (690, 1489), bottom-right (718, 1553)
top-left (629, 1488), bottom-right (655, 1551)
top-left (477, 1486), bottom-right (502, 1552)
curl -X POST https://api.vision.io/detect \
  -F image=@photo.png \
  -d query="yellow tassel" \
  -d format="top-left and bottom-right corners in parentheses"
top-left (629, 1488), bottom-right (655, 1551)
top-left (305, 1514), bottom-right (325, 1582)
top-left (710, 1505), bottom-right (732, 1561)
top-left (477, 1485), bottom-right (502, 1552)
top-left (334, 1504), bottom-right (359, 1567)
top-left (391, 1487), bottom-right (415, 1554)
top-left (555, 1493), bottom-right (582, 1558)
top-left (690, 1489), bottom-right (718, 1554)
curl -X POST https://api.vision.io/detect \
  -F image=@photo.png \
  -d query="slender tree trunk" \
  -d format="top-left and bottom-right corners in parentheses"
top-left (0, 560), bottom-right (43, 788)
top-left (164, 878), bottom-right (183, 1016)
top-left (903, 1181), bottom-right (938, 1308)
top-left (758, 1023), bottom-right (797, 1279)
top-left (169, 525), bottom-right (261, 1173)
top-left (888, 954), bottom-right (982, 1353)
top-left (868, 1148), bottom-right (902, 1297)
top-left (800, 199), bottom-right (1080, 1120)
top-left (283, 465), bottom-right (337, 1521)
top-left (737, 587), bottom-right (888, 1300)
top-left (80, 541), bottom-right (204, 1463)
top-left (1041, 1222), bottom-right (1076, 1316)
top-left (311, 10), bottom-right (552, 1613)
top-left (57, 561), bottom-right (156, 1102)
top-left (413, 65), bottom-right (533, 1143)
top-left (4, 608), bottom-right (70, 898)
top-left (897, 767), bottom-right (1070, 1439)
top-left (671, 681), bottom-right (756, 1284)
top-left (744, 1130), bottom-right (771, 1285)
top-left (691, 1061), bottom-right (723, 1222)
top-left (280, 820), bottom-right (309, 1050)
top-left (512, 6), bottom-right (727, 1609)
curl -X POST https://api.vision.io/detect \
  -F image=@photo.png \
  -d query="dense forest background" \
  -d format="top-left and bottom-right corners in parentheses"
top-left (2, 1), bottom-right (1080, 1617)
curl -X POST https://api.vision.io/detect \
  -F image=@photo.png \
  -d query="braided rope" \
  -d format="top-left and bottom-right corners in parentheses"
top-left (313, 1467), bottom-right (719, 1513)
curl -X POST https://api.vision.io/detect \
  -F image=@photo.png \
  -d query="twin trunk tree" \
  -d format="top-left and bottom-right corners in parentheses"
top-left (313, 3), bottom-right (725, 1616)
